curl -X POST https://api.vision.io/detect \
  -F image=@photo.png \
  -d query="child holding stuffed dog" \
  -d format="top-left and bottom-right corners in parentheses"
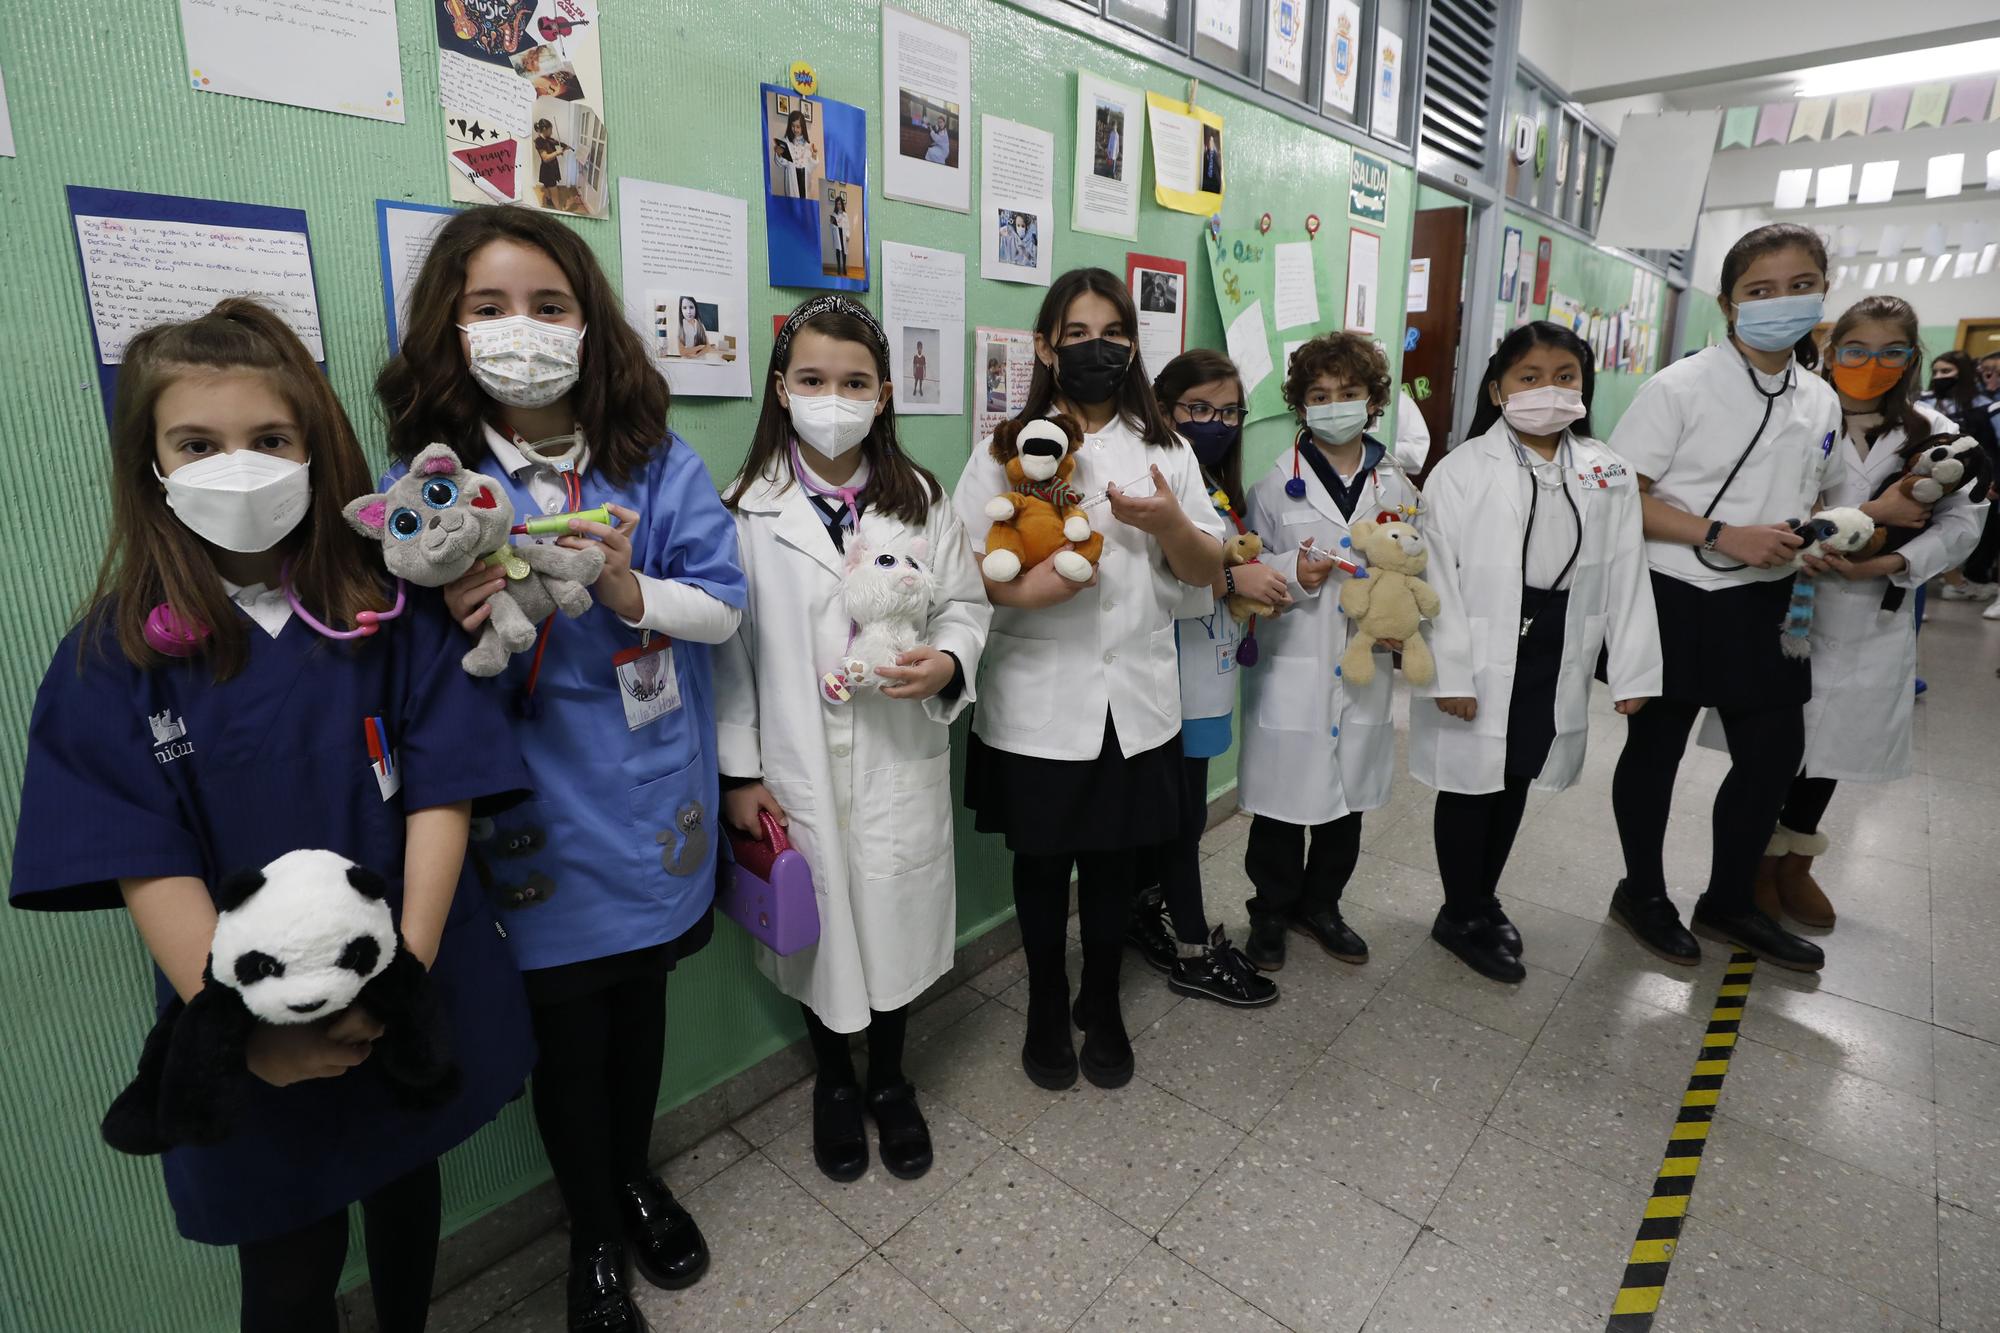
top-left (9, 299), bottom-right (536, 1332)
top-left (953, 268), bottom-right (1225, 1093)
top-left (1236, 333), bottom-right (1419, 972)
top-left (379, 205), bottom-right (745, 1333)
top-left (717, 296), bottom-right (989, 1185)
top-left (1410, 321), bottom-right (1662, 982)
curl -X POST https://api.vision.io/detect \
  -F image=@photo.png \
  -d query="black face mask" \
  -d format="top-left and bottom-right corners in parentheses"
top-left (1930, 372), bottom-right (1958, 397)
top-left (1054, 338), bottom-right (1132, 406)
top-left (1179, 419), bottom-right (1239, 469)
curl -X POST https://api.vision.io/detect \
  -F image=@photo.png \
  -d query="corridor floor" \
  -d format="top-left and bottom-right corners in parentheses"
top-left (452, 597), bottom-right (1999, 1332)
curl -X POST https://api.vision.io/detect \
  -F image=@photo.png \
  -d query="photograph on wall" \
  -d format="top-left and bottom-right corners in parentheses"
top-left (1265, 0), bottom-right (1306, 85)
top-left (1498, 225), bottom-right (1523, 301)
top-left (1127, 253), bottom-right (1188, 378)
top-left (882, 6), bottom-right (972, 212)
top-left (435, 0), bottom-right (608, 218)
top-left (974, 326), bottom-right (1036, 449)
top-left (882, 242), bottom-right (964, 415)
top-left (980, 115), bottom-right (1054, 286)
top-left (1322, 0), bottom-right (1362, 115)
top-left (180, 0), bottom-right (404, 123)
top-left (1073, 73), bottom-right (1145, 239)
top-left (1372, 25), bottom-right (1403, 137)
top-left (618, 177), bottom-right (752, 398)
top-left (1533, 235), bottom-right (1552, 303)
top-left (760, 84), bottom-right (869, 291)
top-left (1146, 91), bottom-right (1225, 215)
top-left (1345, 228), bottom-right (1380, 335)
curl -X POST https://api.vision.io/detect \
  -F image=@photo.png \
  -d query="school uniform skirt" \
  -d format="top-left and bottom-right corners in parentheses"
top-left (1507, 589), bottom-right (1566, 781)
top-left (1646, 572), bottom-right (1810, 710)
top-left (965, 713), bottom-right (1181, 856)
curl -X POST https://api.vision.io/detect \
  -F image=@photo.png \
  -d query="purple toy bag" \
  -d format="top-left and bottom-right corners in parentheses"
top-left (718, 810), bottom-right (820, 955)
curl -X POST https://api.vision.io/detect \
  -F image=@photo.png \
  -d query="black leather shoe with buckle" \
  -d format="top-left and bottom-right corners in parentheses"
top-left (567, 1241), bottom-right (648, 1333)
top-left (620, 1175), bottom-right (709, 1290)
top-left (1609, 880), bottom-right (1700, 966)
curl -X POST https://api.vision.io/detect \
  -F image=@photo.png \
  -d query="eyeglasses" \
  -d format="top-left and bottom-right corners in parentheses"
top-left (1173, 400), bottom-right (1245, 426)
top-left (1832, 344), bottom-right (1916, 369)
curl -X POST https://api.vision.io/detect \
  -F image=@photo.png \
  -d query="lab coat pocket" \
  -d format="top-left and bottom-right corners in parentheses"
top-left (982, 632), bottom-right (1056, 732)
top-left (1467, 617), bottom-right (1492, 694)
top-left (1256, 654), bottom-right (1326, 734)
top-left (629, 756), bottom-right (711, 895)
top-left (1149, 625), bottom-right (1181, 718)
top-left (1564, 614), bottom-right (1606, 731)
top-left (862, 751), bottom-right (954, 880)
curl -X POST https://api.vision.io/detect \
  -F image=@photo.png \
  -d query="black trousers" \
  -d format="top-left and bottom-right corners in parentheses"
top-left (1612, 698), bottom-right (1803, 912)
top-left (801, 1002), bottom-right (911, 1093)
top-left (1138, 754), bottom-right (1214, 946)
top-left (527, 967), bottom-right (670, 1253)
top-left (1244, 812), bottom-right (1362, 920)
top-left (1433, 777), bottom-right (1533, 917)
top-left (1013, 849), bottom-right (1135, 1007)
top-left (1779, 774), bottom-right (1838, 836)
top-left (238, 1160), bottom-right (440, 1333)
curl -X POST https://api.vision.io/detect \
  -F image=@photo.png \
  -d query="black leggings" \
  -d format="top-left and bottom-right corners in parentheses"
top-left (238, 1160), bottom-right (440, 1333)
top-left (1433, 777), bottom-right (1532, 917)
top-left (1244, 812), bottom-right (1363, 920)
top-left (1612, 697), bottom-right (1803, 912)
top-left (527, 970), bottom-right (669, 1253)
top-left (801, 1003), bottom-right (911, 1093)
top-left (1779, 774), bottom-right (1838, 836)
top-left (1013, 850), bottom-right (1136, 1005)
top-left (1141, 755), bottom-right (1214, 946)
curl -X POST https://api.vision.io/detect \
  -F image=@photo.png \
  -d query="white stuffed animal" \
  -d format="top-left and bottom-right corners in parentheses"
top-left (1778, 506), bottom-right (1876, 660)
top-left (821, 536), bottom-right (938, 703)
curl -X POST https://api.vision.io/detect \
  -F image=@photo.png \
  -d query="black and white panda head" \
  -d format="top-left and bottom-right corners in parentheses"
top-left (209, 850), bottom-right (395, 1025)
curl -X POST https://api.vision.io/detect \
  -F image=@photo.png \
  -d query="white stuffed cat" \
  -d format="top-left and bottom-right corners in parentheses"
top-left (821, 536), bottom-right (937, 704)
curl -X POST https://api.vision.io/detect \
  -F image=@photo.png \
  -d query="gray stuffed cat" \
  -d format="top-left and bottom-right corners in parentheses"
top-left (344, 444), bottom-right (606, 677)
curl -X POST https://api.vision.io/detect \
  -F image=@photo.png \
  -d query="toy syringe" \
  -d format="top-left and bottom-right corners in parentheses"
top-left (513, 505), bottom-right (619, 535)
top-left (1299, 538), bottom-right (1368, 578)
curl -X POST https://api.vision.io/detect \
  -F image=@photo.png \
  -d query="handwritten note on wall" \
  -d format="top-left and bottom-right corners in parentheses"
top-left (73, 215), bottom-right (323, 363)
top-left (179, 0), bottom-right (405, 123)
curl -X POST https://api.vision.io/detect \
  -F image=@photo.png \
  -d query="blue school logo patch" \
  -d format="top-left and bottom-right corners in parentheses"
top-left (149, 710), bottom-right (193, 765)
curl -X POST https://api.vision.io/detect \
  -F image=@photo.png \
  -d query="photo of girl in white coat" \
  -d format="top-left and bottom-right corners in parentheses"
top-left (718, 296), bottom-right (990, 1187)
top-left (1411, 321), bottom-right (1662, 982)
top-left (1237, 333), bottom-right (1419, 973)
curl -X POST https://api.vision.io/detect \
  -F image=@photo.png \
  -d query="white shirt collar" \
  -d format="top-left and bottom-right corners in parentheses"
top-left (1720, 339), bottom-right (1794, 396)
top-left (796, 453), bottom-right (871, 495)
top-left (221, 579), bottom-right (291, 639)
top-left (481, 421), bottom-right (592, 480)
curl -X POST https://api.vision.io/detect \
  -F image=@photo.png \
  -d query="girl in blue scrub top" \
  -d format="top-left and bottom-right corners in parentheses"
top-left (9, 299), bottom-right (537, 1333)
top-left (377, 206), bottom-right (746, 1333)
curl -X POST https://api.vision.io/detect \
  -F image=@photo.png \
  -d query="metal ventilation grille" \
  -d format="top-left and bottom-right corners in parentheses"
top-left (1420, 0), bottom-right (1500, 172)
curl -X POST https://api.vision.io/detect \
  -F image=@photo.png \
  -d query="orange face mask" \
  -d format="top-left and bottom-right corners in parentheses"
top-left (1830, 359), bottom-right (1905, 401)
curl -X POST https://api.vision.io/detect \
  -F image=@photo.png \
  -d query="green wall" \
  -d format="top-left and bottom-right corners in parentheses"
top-left (0, 3), bottom-right (1414, 1327)
top-left (1679, 286), bottom-right (1729, 358)
top-left (1501, 211), bottom-right (1664, 436)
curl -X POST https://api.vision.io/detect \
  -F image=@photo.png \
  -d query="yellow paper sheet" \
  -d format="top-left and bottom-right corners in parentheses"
top-left (1145, 92), bottom-right (1226, 216)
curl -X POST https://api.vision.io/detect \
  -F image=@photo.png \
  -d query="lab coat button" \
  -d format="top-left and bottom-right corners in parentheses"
top-left (1103, 650), bottom-right (1117, 665)
top-left (544, 498), bottom-right (561, 514)
top-left (1102, 598), bottom-right (1114, 611)
top-left (831, 743), bottom-right (850, 758)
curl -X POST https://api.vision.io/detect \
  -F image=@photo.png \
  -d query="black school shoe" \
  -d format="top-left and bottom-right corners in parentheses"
top-left (866, 1080), bottom-right (934, 1180)
top-left (568, 1241), bottom-right (649, 1333)
top-left (1483, 901), bottom-right (1523, 956)
top-left (1170, 926), bottom-right (1279, 1007)
top-left (811, 1081), bottom-right (869, 1183)
top-left (1245, 913), bottom-right (1287, 971)
top-left (1292, 908), bottom-right (1369, 964)
top-left (1691, 898), bottom-right (1826, 972)
top-left (1021, 989), bottom-right (1079, 1090)
top-left (1071, 992), bottom-right (1135, 1089)
top-left (1126, 888), bottom-right (1179, 975)
top-left (1609, 880), bottom-right (1700, 966)
top-left (620, 1176), bottom-right (709, 1291)
top-left (1431, 908), bottom-right (1527, 983)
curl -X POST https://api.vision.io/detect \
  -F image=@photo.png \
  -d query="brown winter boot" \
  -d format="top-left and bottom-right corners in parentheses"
top-left (1773, 827), bottom-right (1834, 927)
top-left (1753, 831), bottom-right (1785, 921)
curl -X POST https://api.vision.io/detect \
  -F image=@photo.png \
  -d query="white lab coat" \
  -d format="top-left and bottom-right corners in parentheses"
top-left (715, 469), bottom-right (991, 1032)
top-left (1696, 404), bottom-right (1986, 783)
top-left (1408, 425), bottom-right (1663, 795)
top-left (1393, 389), bottom-right (1433, 473)
top-left (1237, 439), bottom-right (1418, 826)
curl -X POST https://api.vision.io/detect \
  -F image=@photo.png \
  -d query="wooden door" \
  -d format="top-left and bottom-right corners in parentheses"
top-left (1955, 318), bottom-right (2000, 360)
top-left (1404, 205), bottom-right (1469, 476)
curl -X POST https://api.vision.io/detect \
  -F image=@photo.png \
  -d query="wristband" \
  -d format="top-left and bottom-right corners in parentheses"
top-left (1223, 567), bottom-right (1237, 595)
top-left (1702, 520), bottom-right (1724, 552)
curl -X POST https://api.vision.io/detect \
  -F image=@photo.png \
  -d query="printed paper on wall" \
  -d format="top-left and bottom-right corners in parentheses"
top-left (1146, 92), bottom-right (1225, 216)
top-left (181, 0), bottom-right (405, 122)
top-left (761, 84), bottom-right (870, 292)
top-left (882, 6), bottom-right (971, 213)
top-left (618, 179), bottom-right (752, 399)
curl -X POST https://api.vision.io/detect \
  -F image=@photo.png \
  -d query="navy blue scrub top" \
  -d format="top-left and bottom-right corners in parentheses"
top-left (10, 594), bottom-right (537, 1246)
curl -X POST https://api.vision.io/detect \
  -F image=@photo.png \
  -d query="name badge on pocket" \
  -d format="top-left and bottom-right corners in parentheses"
top-left (1215, 640), bottom-right (1238, 674)
top-left (614, 634), bottom-right (681, 731)
top-left (1578, 461), bottom-right (1632, 489)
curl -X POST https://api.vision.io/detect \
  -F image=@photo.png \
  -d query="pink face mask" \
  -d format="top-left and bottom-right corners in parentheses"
top-left (1500, 385), bottom-right (1586, 436)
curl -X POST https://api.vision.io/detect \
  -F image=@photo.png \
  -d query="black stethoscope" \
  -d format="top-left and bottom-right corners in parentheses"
top-left (1694, 358), bottom-right (1794, 572)
top-left (1511, 432), bottom-right (1582, 639)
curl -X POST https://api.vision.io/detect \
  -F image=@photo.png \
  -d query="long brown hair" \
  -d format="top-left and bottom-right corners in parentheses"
top-left (724, 298), bottom-right (941, 526)
top-left (1822, 295), bottom-right (1927, 447)
top-left (375, 205), bottom-right (669, 486)
top-left (1153, 349), bottom-right (1245, 504)
top-left (1020, 268), bottom-right (1178, 446)
top-left (1718, 222), bottom-right (1829, 371)
top-left (82, 299), bottom-right (391, 680)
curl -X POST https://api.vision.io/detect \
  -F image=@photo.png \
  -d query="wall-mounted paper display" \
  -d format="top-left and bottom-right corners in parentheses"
top-left (1926, 153), bottom-right (1964, 199)
top-left (618, 179), bottom-right (752, 399)
top-left (436, 0), bottom-right (609, 218)
top-left (1406, 257), bottom-right (1430, 313)
top-left (1875, 224), bottom-right (1905, 258)
top-left (761, 83), bottom-right (870, 292)
top-left (1856, 159), bottom-right (1898, 204)
top-left (1988, 149), bottom-right (2000, 191)
top-left (375, 200), bottom-right (456, 355)
top-left (0, 61), bottom-right (13, 157)
top-left (1773, 168), bottom-right (1812, 210)
top-left (1322, 0), bottom-right (1362, 116)
top-left (1271, 242), bottom-right (1319, 332)
top-left (882, 242), bottom-right (964, 416)
top-left (1072, 73), bottom-right (1145, 240)
top-left (1830, 93), bottom-right (1869, 139)
top-left (973, 326), bottom-right (1035, 450)
top-left (1195, 0), bottom-right (1242, 49)
top-left (1127, 253), bottom-right (1187, 380)
top-left (179, 0), bottom-right (405, 122)
top-left (1814, 164), bottom-right (1851, 208)
top-left (882, 6), bottom-right (972, 213)
top-left (1345, 229), bottom-right (1380, 335)
top-left (981, 116), bottom-right (1054, 286)
top-left (1372, 27), bottom-right (1403, 139)
top-left (1265, 0), bottom-right (1307, 85)
top-left (1498, 225), bottom-right (1522, 301)
top-left (1146, 92), bottom-right (1225, 215)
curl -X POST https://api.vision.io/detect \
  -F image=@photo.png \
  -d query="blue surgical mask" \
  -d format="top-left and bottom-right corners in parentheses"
top-left (1179, 420), bottom-right (1239, 468)
top-left (1304, 400), bottom-right (1370, 446)
top-left (1732, 293), bottom-right (1824, 353)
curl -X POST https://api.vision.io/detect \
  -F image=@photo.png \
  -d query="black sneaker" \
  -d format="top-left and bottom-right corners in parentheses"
top-left (1169, 926), bottom-right (1280, 1007)
top-left (1245, 913), bottom-right (1287, 971)
top-left (1691, 898), bottom-right (1825, 972)
top-left (1609, 880), bottom-right (1700, 966)
top-left (1292, 908), bottom-right (1368, 964)
top-left (1483, 900), bottom-right (1522, 956)
top-left (1431, 908), bottom-right (1526, 983)
top-left (1125, 887), bottom-right (1178, 975)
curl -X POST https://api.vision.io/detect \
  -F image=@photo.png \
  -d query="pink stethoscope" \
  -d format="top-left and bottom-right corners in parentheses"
top-left (142, 567), bottom-right (407, 657)
top-left (789, 437), bottom-right (865, 529)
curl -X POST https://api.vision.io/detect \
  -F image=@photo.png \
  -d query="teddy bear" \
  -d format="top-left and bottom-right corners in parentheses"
top-left (1222, 531), bottom-right (1279, 622)
top-left (344, 444), bottom-right (606, 677)
top-left (1337, 516), bottom-right (1439, 687)
top-left (1856, 432), bottom-right (1992, 561)
top-left (1777, 506), bottom-right (1876, 660)
top-left (821, 536), bottom-right (938, 703)
top-left (980, 415), bottom-right (1104, 585)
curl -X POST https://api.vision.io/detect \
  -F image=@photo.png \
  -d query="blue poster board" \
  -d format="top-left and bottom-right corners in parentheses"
top-left (759, 83), bottom-right (870, 291)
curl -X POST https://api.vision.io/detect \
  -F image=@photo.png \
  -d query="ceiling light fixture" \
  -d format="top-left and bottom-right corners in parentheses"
top-left (1792, 37), bottom-right (2000, 98)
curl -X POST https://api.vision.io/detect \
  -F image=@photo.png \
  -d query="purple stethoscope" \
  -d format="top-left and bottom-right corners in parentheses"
top-left (142, 566), bottom-right (407, 657)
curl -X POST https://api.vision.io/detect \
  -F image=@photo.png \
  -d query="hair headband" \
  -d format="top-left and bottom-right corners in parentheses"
top-left (774, 295), bottom-right (890, 365)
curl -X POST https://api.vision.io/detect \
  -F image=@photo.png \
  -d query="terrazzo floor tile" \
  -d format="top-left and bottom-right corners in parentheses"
top-left (1653, 1218), bottom-right (1936, 1333)
top-left (904, 1000), bottom-right (1069, 1142)
top-left (1128, 998), bottom-right (1326, 1131)
top-left (776, 1254), bottom-right (968, 1332)
top-left (1762, 917), bottom-right (1935, 1024)
top-left (1327, 990), bottom-right (1531, 1119)
top-left (1251, 1053), bottom-right (1482, 1220)
top-left (1934, 1028), bottom-right (2000, 1119)
top-left (1938, 1201), bottom-right (2000, 1333)
top-left (1068, 1242), bottom-right (1289, 1332)
top-left (1014, 1077), bottom-right (1243, 1236)
top-left (879, 1148), bottom-right (1149, 1333)
top-left (474, 1277), bottom-right (567, 1333)
top-left (736, 1074), bottom-right (818, 1149)
top-left (662, 1127), bottom-right (758, 1194)
top-left (1933, 935), bottom-right (2000, 1043)
top-left (1486, 1044), bottom-right (1685, 1192)
top-left (423, 1232), bottom-right (567, 1333)
top-left (967, 949), bottom-right (1028, 998)
top-left (763, 1101), bottom-right (1006, 1246)
top-left (1535, 979), bottom-right (1715, 1097)
top-left (1358, 1232), bottom-right (1601, 1333)
top-left (1935, 1102), bottom-right (2000, 1223)
top-left (994, 939), bottom-right (1184, 1040)
top-left (1383, 942), bottom-right (1572, 1042)
top-left (1158, 1146), bottom-right (1419, 1332)
top-left (1474, 896), bottom-right (1604, 977)
top-left (1736, 981), bottom-right (1938, 1101)
top-left (1718, 1036), bottom-right (1937, 1192)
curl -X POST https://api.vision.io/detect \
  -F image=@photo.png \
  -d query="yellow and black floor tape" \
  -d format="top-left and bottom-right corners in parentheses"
top-left (1604, 950), bottom-right (1757, 1332)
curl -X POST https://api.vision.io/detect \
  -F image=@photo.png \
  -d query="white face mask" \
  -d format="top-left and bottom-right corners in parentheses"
top-left (1500, 385), bottom-right (1587, 436)
top-left (157, 451), bottom-right (312, 554)
top-left (460, 315), bottom-right (585, 408)
top-left (788, 392), bottom-right (876, 459)
top-left (1304, 399), bottom-right (1370, 446)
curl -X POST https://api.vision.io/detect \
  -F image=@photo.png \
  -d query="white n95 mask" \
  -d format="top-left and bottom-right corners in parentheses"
top-left (157, 451), bottom-right (312, 553)
top-left (460, 316), bottom-right (585, 408)
top-left (789, 393), bottom-right (876, 458)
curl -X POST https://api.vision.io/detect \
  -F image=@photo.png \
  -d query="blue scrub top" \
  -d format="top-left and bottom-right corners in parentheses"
top-left (10, 595), bottom-right (536, 1246)
top-left (388, 432), bottom-right (749, 973)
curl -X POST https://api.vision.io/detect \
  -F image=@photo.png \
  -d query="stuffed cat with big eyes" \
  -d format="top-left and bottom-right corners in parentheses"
top-left (820, 537), bottom-right (938, 704)
top-left (344, 444), bottom-right (605, 677)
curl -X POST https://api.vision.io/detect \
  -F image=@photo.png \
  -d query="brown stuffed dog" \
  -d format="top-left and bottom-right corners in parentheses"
top-left (981, 415), bottom-right (1104, 584)
top-left (1223, 532), bottom-right (1278, 622)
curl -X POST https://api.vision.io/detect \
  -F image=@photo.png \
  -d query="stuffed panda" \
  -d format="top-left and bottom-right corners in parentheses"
top-left (102, 849), bottom-right (458, 1156)
top-left (1777, 507), bottom-right (1876, 661)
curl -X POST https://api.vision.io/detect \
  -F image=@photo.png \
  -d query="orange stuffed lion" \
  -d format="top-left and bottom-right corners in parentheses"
top-left (980, 415), bottom-right (1104, 584)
